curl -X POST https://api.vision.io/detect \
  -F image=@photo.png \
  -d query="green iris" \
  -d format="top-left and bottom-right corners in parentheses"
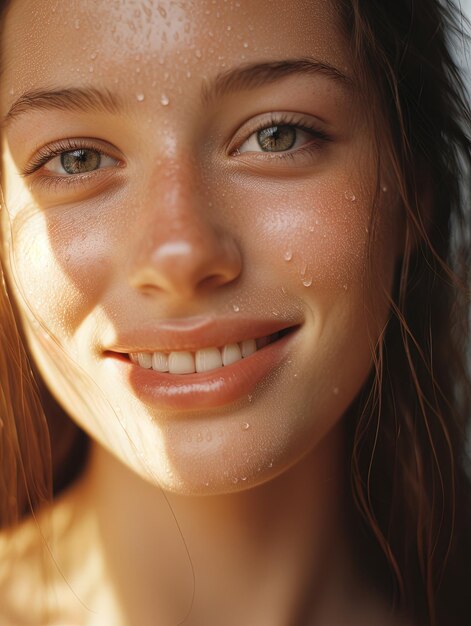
top-left (60, 149), bottom-right (101, 174)
top-left (257, 125), bottom-right (296, 152)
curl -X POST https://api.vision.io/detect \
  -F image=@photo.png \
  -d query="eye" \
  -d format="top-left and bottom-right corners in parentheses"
top-left (44, 148), bottom-right (119, 175)
top-left (236, 124), bottom-right (321, 155)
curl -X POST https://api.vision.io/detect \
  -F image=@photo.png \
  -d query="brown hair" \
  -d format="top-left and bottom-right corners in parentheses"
top-left (0, 1), bottom-right (470, 625)
top-left (338, 1), bottom-right (471, 625)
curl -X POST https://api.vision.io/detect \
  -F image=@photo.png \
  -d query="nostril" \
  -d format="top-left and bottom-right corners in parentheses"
top-left (198, 274), bottom-right (232, 291)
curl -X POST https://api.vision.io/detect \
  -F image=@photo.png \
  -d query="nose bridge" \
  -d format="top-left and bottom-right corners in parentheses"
top-left (128, 158), bottom-right (241, 299)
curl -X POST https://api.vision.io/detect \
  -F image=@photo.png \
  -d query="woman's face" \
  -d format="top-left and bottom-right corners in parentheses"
top-left (0, 0), bottom-right (399, 493)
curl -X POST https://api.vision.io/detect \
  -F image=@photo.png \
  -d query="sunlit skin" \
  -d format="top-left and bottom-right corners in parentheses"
top-left (0, 1), bottom-right (405, 624)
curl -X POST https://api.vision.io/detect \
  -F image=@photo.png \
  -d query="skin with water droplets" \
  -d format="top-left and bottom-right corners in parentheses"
top-left (1, 0), bottom-right (401, 502)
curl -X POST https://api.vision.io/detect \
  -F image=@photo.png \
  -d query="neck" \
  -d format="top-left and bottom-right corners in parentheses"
top-left (68, 423), bottom-right (365, 625)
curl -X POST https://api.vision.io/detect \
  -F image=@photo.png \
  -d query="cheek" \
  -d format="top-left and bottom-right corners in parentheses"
top-left (5, 202), bottom-right (114, 336)
top-left (228, 172), bottom-right (371, 294)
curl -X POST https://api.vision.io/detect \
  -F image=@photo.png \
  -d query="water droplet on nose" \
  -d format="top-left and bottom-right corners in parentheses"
top-left (267, 460), bottom-right (274, 468)
top-left (342, 284), bottom-right (348, 290)
top-left (232, 477), bottom-right (239, 484)
top-left (344, 190), bottom-right (356, 202)
top-left (283, 250), bottom-right (293, 261)
top-left (227, 25), bottom-right (232, 31)
top-left (241, 476), bottom-right (248, 481)
top-left (160, 94), bottom-right (170, 106)
top-left (241, 422), bottom-right (250, 431)
top-left (272, 310), bottom-right (279, 316)
top-left (232, 304), bottom-right (240, 312)
top-left (136, 93), bottom-right (145, 102)
top-left (302, 277), bottom-right (313, 287)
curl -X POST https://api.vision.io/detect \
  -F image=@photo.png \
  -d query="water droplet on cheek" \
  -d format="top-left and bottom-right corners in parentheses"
top-left (136, 93), bottom-right (145, 102)
top-left (302, 277), bottom-right (312, 287)
top-left (160, 94), bottom-right (170, 106)
top-left (344, 190), bottom-right (356, 202)
top-left (241, 422), bottom-right (250, 431)
top-left (232, 304), bottom-right (240, 312)
top-left (283, 250), bottom-right (293, 262)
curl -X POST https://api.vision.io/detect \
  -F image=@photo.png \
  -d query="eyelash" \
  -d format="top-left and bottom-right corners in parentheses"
top-left (21, 138), bottom-right (120, 177)
top-left (232, 113), bottom-right (332, 161)
top-left (22, 114), bottom-right (332, 191)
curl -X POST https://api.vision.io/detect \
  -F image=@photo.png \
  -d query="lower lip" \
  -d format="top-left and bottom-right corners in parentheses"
top-left (106, 330), bottom-right (298, 411)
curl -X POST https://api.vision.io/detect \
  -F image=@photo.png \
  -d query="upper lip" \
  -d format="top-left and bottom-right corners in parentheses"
top-left (105, 315), bottom-right (301, 354)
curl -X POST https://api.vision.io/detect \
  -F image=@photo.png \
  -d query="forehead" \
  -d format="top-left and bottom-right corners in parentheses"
top-left (1, 0), bottom-right (349, 97)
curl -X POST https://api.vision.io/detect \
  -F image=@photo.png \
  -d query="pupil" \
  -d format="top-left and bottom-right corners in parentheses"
top-left (61, 149), bottom-right (101, 174)
top-left (257, 125), bottom-right (296, 152)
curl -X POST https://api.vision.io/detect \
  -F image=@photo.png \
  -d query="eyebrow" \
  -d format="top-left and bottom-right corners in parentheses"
top-left (2, 86), bottom-right (123, 127)
top-left (201, 57), bottom-right (353, 104)
top-left (2, 57), bottom-right (352, 127)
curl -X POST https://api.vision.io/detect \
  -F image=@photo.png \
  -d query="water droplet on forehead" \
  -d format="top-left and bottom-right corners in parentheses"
top-left (241, 422), bottom-right (250, 431)
top-left (344, 190), bottom-right (356, 202)
top-left (160, 94), bottom-right (170, 106)
top-left (136, 93), bottom-right (145, 102)
top-left (283, 250), bottom-right (293, 261)
top-left (302, 277), bottom-right (312, 287)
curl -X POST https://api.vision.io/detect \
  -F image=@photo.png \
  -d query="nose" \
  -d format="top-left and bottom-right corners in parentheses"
top-left (128, 162), bottom-right (242, 300)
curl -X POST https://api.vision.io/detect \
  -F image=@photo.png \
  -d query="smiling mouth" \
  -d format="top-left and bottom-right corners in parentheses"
top-left (128, 327), bottom-right (295, 375)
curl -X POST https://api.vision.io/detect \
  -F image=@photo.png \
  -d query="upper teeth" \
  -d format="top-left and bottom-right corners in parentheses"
top-left (129, 335), bottom-right (275, 374)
